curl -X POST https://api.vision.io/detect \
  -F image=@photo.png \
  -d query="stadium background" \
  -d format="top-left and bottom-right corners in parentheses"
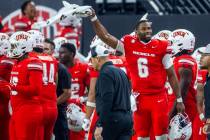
top-left (1, 0), bottom-right (210, 56)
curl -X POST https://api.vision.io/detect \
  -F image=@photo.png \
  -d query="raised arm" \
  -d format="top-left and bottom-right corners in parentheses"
top-left (89, 9), bottom-right (119, 49)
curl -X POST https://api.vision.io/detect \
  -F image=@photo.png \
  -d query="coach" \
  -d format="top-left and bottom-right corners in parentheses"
top-left (90, 45), bottom-right (133, 140)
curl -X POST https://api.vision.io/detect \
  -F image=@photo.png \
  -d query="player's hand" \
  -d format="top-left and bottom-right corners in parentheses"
top-left (176, 102), bottom-right (185, 113)
top-left (203, 120), bottom-right (210, 134)
top-left (82, 118), bottom-right (90, 131)
top-left (76, 96), bottom-right (88, 104)
top-left (94, 127), bottom-right (103, 140)
top-left (72, 6), bottom-right (93, 18)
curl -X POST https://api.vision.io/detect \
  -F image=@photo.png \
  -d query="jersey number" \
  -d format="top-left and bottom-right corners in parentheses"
top-left (42, 63), bottom-right (55, 85)
top-left (137, 58), bottom-right (149, 78)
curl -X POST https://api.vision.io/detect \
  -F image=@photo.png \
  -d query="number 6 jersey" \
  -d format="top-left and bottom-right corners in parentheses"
top-left (120, 35), bottom-right (172, 94)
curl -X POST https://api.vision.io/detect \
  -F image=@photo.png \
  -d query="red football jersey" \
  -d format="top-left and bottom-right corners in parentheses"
top-left (197, 69), bottom-right (208, 85)
top-left (14, 16), bottom-right (37, 31)
top-left (10, 57), bottom-right (43, 112)
top-left (121, 35), bottom-right (170, 94)
top-left (36, 54), bottom-right (58, 102)
top-left (173, 55), bottom-right (198, 101)
top-left (0, 55), bottom-right (16, 82)
top-left (68, 60), bottom-right (90, 101)
top-left (57, 26), bottom-right (80, 48)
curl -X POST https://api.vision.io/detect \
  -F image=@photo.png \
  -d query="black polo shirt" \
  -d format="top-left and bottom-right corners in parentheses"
top-left (205, 75), bottom-right (210, 118)
top-left (95, 61), bottom-right (131, 125)
top-left (55, 63), bottom-right (71, 129)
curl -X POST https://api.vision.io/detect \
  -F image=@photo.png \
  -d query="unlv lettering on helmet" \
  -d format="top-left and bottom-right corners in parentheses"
top-left (16, 34), bottom-right (29, 41)
top-left (173, 31), bottom-right (188, 38)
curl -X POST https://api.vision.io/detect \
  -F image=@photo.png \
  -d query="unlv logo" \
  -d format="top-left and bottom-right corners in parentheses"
top-left (2, 5), bottom-right (61, 38)
top-left (173, 31), bottom-right (188, 38)
top-left (16, 34), bottom-right (29, 41)
top-left (159, 32), bottom-right (169, 39)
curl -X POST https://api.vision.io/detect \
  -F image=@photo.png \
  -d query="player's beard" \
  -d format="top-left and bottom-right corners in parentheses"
top-left (137, 32), bottom-right (151, 43)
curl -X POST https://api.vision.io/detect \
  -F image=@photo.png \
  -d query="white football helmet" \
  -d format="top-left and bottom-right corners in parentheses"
top-left (0, 33), bottom-right (9, 41)
top-left (168, 113), bottom-right (192, 140)
top-left (58, 7), bottom-right (81, 27)
top-left (90, 35), bottom-right (115, 53)
top-left (8, 31), bottom-right (33, 58)
top-left (153, 30), bottom-right (171, 40)
top-left (170, 29), bottom-right (195, 56)
top-left (27, 30), bottom-right (45, 49)
top-left (53, 37), bottom-right (68, 58)
top-left (66, 103), bottom-right (85, 132)
top-left (0, 33), bottom-right (11, 55)
top-left (192, 47), bottom-right (205, 68)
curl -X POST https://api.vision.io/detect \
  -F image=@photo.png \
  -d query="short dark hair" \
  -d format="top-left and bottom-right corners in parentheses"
top-left (61, 43), bottom-right (76, 57)
top-left (135, 20), bottom-right (150, 30)
top-left (44, 38), bottom-right (55, 50)
top-left (21, 0), bottom-right (32, 15)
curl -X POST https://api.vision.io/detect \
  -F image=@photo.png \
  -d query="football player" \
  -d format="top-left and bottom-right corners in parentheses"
top-left (59, 42), bottom-right (90, 140)
top-left (192, 47), bottom-right (208, 139)
top-left (77, 9), bottom-right (184, 139)
top-left (170, 29), bottom-right (198, 140)
top-left (0, 33), bottom-right (13, 140)
top-left (8, 31), bottom-right (43, 140)
top-left (14, 1), bottom-right (37, 31)
top-left (28, 30), bottom-right (58, 140)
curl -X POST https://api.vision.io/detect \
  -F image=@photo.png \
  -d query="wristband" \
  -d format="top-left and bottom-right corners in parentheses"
top-left (176, 97), bottom-right (183, 103)
top-left (86, 101), bottom-right (96, 108)
top-left (199, 113), bottom-right (205, 120)
top-left (91, 15), bottom-right (97, 22)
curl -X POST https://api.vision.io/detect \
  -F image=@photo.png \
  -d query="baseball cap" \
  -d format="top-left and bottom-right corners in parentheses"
top-left (91, 45), bottom-right (109, 57)
top-left (199, 44), bottom-right (210, 54)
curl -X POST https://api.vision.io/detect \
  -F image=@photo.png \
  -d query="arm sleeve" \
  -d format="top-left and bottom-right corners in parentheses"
top-left (162, 53), bottom-right (173, 69)
top-left (14, 70), bottom-right (43, 97)
top-left (98, 73), bottom-right (114, 125)
top-left (116, 40), bottom-right (125, 54)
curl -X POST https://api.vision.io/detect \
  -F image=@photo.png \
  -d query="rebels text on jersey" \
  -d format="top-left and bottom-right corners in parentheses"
top-left (10, 57), bottom-right (43, 112)
top-left (118, 35), bottom-right (172, 94)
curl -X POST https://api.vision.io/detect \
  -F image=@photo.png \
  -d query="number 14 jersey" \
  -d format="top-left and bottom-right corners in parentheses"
top-left (121, 35), bottom-right (172, 94)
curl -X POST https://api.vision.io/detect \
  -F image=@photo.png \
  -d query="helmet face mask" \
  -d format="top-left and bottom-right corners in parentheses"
top-left (168, 113), bottom-right (192, 140)
top-left (66, 103), bottom-right (85, 132)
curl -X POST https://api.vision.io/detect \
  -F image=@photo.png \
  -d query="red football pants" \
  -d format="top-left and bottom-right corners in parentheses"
top-left (133, 93), bottom-right (168, 138)
top-left (193, 114), bottom-right (206, 140)
top-left (87, 110), bottom-right (99, 140)
top-left (69, 130), bottom-right (86, 140)
top-left (9, 104), bottom-right (44, 140)
top-left (0, 102), bottom-right (10, 140)
top-left (42, 102), bottom-right (58, 140)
